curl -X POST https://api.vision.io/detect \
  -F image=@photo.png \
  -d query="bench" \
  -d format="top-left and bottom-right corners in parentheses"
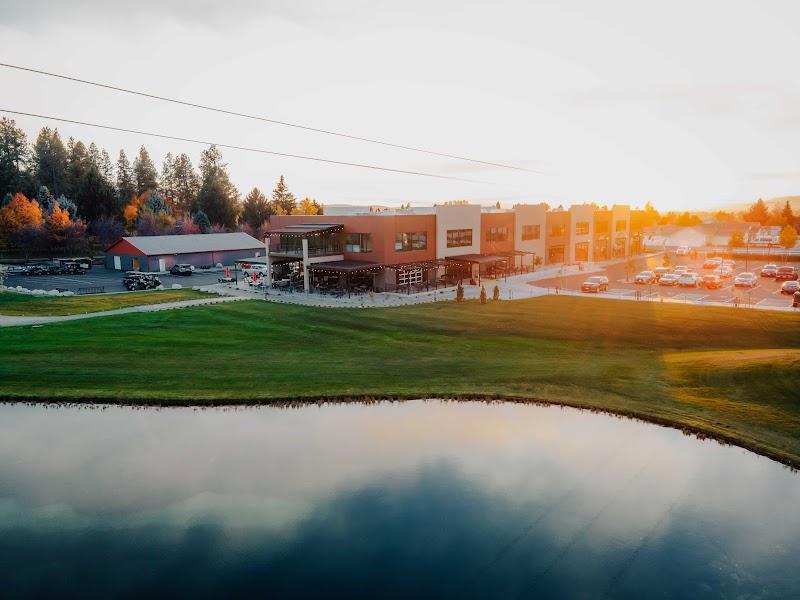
top-left (77, 286), bottom-right (105, 295)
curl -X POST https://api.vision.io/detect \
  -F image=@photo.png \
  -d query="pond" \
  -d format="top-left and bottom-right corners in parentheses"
top-left (0, 401), bottom-right (798, 598)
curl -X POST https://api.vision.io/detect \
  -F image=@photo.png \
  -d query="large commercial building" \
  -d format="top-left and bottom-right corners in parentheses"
top-left (105, 232), bottom-right (264, 272)
top-left (260, 202), bottom-right (642, 293)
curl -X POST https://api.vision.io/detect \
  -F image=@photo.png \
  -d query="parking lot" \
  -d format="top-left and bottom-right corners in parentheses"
top-left (534, 253), bottom-right (798, 309)
top-left (3, 266), bottom-right (226, 294)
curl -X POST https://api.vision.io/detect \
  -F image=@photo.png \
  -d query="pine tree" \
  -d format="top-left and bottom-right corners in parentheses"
top-left (100, 149), bottom-right (114, 183)
top-left (456, 281), bottom-right (464, 302)
top-left (171, 153), bottom-right (200, 217)
top-left (193, 210), bottom-right (211, 233)
top-left (241, 187), bottom-right (272, 236)
top-left (32, 127), bottom-right (68, 197)
top-left (159, 152), bottom-right (175, 204)
top-left (196, 145), bottom-right (239, 229)
top-left (480, 285), bottom-right (487, 304)
top-left (0, 117), bottom-right (29, 198)
top-left (116, 150), bottom-right (136, 205)
top-left (781, 201), bottom-right (795, 227)
top-left (743, 198), bottom-right (770, 225)
top-left (66, 138), bottom-right (90, 199)
top-left (493, 285), bottom-right (500, 301)
top-left (133, 145), bottom-right (158, 195)
top-left (88, 142), bottom-right (102, 170)
top-left (271, 175), bottom-right (296, 215)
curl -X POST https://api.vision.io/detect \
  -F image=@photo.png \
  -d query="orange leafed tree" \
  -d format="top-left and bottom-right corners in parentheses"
top-left (0, 193), bottom-right (44, 235)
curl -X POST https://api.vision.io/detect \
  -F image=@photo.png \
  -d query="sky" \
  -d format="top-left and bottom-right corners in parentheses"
top-left (1, 0), bottom-right (799, 212)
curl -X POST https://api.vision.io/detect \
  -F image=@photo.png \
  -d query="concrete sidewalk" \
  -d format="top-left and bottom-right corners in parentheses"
top-left (0, 296), bottom-right (246, 328)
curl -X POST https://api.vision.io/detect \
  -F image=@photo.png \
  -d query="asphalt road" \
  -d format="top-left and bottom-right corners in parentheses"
top-left (534, 253), bottom-right (798, 309)
top-left (3, 267), bottom-right (226, 293)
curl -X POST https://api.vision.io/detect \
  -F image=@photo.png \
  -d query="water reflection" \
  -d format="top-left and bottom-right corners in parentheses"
top-left (0, 401), bottom-right (798, 598)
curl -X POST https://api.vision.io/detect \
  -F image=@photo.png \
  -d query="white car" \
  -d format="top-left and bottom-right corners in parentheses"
top-left (673, 265), bottom-right (689, 275)
top-left (675, 246), bottom-right (690, 256)
top-left (242, 264), bottom-right (268, 279)
top-left (659, 274), bottom-right (679, 286)
top-left (678, 273), bottom-right (699, 287)
top-left (713, 266), bottom-right (733, 279)
top-left (733, 272), bottom-right (758, 288)
top-left (722, 259), bottom-right (736, 269)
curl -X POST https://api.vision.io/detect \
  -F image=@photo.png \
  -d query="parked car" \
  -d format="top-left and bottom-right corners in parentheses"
top-left (794, 290), bottom-right (800, 308)
top-left (702, 257), bottom-right (722, 269)
top-left (57, 261), bottom-right (87, 275)
top-left (722, 259), bottom-right (736, 269)
top-left (760, 264), bottom-right (778, 277)
top-left (675, 246), bottom-right (690, 256)
top-left (581, 276), bottom-right (609, 293)
top-left (713, 266), bottom-right (733, 279)
top-left (673, 265), bottom-right (689, 275)
top-left (123, 272), bottom-right (161, 291)
top-left (242, 264), bottom-right (268, 279)
top-left (634, 271), bottom-right (655, 284)
top-left (734, 272), bottom-right (758, 288)
top-left (653, 267), bottom-right (670, 281)
top-left (658, 274), bottom-right (679, 286)
top-left (776, 266), bottom-right (798, 281)
top-left (170, 264), bottom-right (193, 276)
top-left (780, 280), bottom-right (800, 295)
top-left (702, 274), bottom-right (723, 289)
top-left (678, 273), bottom-right (699, 288)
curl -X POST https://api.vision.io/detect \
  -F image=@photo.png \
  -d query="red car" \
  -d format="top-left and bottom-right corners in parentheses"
top-left (776, 266), bottom-right (798, 281)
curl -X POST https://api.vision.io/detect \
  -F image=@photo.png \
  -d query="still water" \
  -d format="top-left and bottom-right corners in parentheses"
top-left (0, 400), bottom-right (798, 599)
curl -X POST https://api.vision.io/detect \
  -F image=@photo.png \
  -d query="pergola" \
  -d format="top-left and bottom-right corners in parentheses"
top-left (307, 260), bottom-right (384, 297)
top-left (445, 254), bottom-right (509, 284)
top-left (384, 259), bottom-right (446, 294)
top-left (496, 250), bottom-right (536, 273)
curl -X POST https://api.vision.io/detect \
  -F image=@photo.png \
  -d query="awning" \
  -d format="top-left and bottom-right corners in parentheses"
top-left (445, 254), bottom-right (508, 264)
top-left (385, 259), bottom-right (443, 270)
top-left (308, 260), bottom-right (383, 274)
top-left (266, 224), bottom-right (344, 237)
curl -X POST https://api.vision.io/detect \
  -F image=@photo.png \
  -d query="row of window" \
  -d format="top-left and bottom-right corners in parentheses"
top-left (342, 222), bottom-right (628, 254)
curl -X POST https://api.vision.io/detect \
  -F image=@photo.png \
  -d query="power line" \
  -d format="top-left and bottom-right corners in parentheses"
top-left (0, 109), bottom-right (491, 184)
top-left (0, 62), bottom-right (539, 174)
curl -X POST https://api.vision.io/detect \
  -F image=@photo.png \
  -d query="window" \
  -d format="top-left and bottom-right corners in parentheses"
top-left (395, 231), bottom-right (427, 252)
top-left (574, 241), bottom-right (589, 262)
top-left (521, 224), bottom-right (540, 240)
top-left (447, 229), bottom-right (473, 248)
top-left (575, 221), bottom-right (590, 235)
top-left (486, 226), bottom-right (508, 242)
top-left (344, 233), bottom-right (373, 253)
top-left (595, 220), bottom-right (609, 234)
top-left (615, 220), bottom-right (627, 232)
top-left (550, 223), bottom-right (566, 237)
top-left (398, 268), bottom-right (423, 285)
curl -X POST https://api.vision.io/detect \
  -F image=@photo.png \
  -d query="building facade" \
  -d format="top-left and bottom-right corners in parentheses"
top-left (263, 203), bottom-right (636, 292)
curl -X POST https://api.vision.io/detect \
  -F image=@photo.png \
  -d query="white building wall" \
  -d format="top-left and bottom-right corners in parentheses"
top-left (513, 203), bottom-right (547, 264)
top-left (435, 204), bottom-right (481, 259)
top-left (568, 204), bottom-right (594, 263)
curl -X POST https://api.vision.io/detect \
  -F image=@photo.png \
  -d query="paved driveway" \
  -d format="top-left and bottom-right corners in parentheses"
top-left (4, 267), bottom-right (225, 293)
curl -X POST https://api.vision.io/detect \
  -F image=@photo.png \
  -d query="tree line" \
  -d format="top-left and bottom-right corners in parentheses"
top-left (0, 117), bottom-right (321, 257)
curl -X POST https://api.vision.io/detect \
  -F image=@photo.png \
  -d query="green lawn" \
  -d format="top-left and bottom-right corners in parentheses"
top-left (1, 295), bottom-right (799, 466)
top-left (0, 289), bottom-right (210, 316)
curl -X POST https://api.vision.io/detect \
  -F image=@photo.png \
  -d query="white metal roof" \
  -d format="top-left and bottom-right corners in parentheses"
top-left (121, 233), bottom-right (263, 255)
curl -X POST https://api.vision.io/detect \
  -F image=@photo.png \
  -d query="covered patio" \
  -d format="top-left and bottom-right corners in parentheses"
top-left (445, 254), bottom-right (510, 285)
top-left (496, 250), bottom-right (537, 274)
top-left (384, 259), bottom-right (447, 294)
top-left (307, 260), bottom-right (384, 297)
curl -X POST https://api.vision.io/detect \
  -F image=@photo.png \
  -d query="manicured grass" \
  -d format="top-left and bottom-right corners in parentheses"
top-left (0, 289), bottom-right (210, 316)
top-left (1, 295), bottom-right (799, 466)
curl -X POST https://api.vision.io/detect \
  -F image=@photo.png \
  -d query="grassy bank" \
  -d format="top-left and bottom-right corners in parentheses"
top-left (0, 289), bottom-right (210, 316)
top-left (1, 296), bottom-right (799, 466)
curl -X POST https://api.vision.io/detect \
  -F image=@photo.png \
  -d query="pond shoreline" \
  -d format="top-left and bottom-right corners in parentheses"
top-left (3, 394), bottom-right (798, 471)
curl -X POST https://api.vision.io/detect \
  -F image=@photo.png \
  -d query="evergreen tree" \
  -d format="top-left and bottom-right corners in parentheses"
top-left (241, 187), bottom-right (271, 236)
top-left (100, 149), bottom-right (115, 183)
top-left (66, 138), bottom-right (90, 199)
top-left (271, 175), bottom-right (296, 215)
top-left (36, 185), bottom-right (53, 211)
top-left (159, 152), bottom-right (176, 204)
top-left (193, 210), bottom-right (211, 233)
top-left (743, 198), bottom-right (770, 225)
top-left (88, 142), bottom-right (102, 170)
top-left (133, 145), bottom-right (158, 195)
top-left (781, 201), bottom-right (795, 227)
top-left (76, 165), bottom-right (118, 223)
top-left (116, 150), bottom-right (136, 205)
top-left (55, 194), bottom-right (78, 220)
top-left (32, 127), bottom-right (68, 197)
top-left (0, 117), bottom-right (29, 198)
top-left (171, 153), bottom-right (199, 217)
top-left (196, 145), bottom-right (239, 229)
top-left (145, 190), bottom-right (172, 216)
